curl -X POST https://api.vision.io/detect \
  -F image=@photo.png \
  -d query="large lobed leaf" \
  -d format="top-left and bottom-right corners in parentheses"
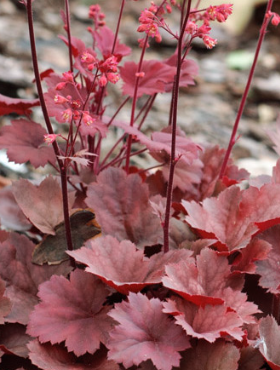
top-left (0, 94), bottom-right (40, 116)
top-left (12, 176), bottom-right (74, 235)
top-left (0, 119), bottom-right (56, 168)
top-left (107, 292), bottom-right (190, 370)
top-left (68, 235), bottom-right (192, 294)
top-left (183, 183), bottom-right (280, 252)
top-left (86, 167), bottom-right (163, 248)
top-left (27, 269), bottom-right (114, 356)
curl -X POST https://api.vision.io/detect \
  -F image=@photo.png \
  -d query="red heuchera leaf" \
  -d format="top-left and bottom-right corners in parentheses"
top-left (12, 176), bottom-right (74, 235)
top-left (27, 270), bottom-right (114, 356)
top-left (238, 346), bottom-right (265, 370)
top-left (86, 168), bottom-right (163, 248)
top-left (162, 248), bottom-right (259, 322)
top-left (258, 316), bottom-right (280, 370)
top-left (107, 292), bottom-right (190, 370)
top-left (163, 296), bottom-right (244, 342)
top-left (231, 238), bottom-right (271, 274)
top-left (163, 55), bottom-right (198, 92)
top-left (28, 340), bottom-right (120, 370)
top-left (68, 236), bottom-right (192, 295)
top-left (120, 60), bottom-right (176, 97)
top-left (183, 183), bottom-right (280, 252)
top-left (0, 94), bottom-right (40, 116)
top-left (256, 225), bottom-right (280, 294)
top-left (0, 186), bottom-right (31, 231)
top-left (90, 25), bottom-right (131, 58)
top-left (0, 278), bottom-right (11, 324)
top-left (178, 340), bottom-right (240, 370)
top-left (162, 248), bottom-right (228, 306)
top-left (0, 119), bottom-right (56, 168)
top-left (0, 232), bottom-right (71, 325)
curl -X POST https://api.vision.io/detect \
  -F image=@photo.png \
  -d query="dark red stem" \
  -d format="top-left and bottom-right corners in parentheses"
top-left (64, 0), bottom-right (74, 73)
top-left (219, 0), bottom-right (274, 179)
top-left (26, 0), bottom-right (75, 259)
top-left (163, 0), bottom-right (192, 253)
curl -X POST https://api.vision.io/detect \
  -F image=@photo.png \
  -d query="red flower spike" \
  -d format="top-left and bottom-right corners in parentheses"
top-left (107, 292), bottom-right (190, 370)
top-left (27, 270), bottom-right (114, 356)
top-left (0, 119), bottom-right (56, 168)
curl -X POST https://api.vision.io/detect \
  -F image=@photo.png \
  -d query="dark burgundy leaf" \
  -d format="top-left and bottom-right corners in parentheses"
top-left (107, 292), bottom-right (190, 370)
top-left (0, 232), bottom-right (71, 325)
top-left (0, 323), bottom-right (31, 358)
top-left (27, 270), bottom-right (114, 356)
top-left (176, 340), bottom-right (240, 370)
top-left (0, 119), bottom-right (56, 168)
top-left (0, 94), bottom-right (40, 116)
top-left (32, 209), bottom-right (101, 265)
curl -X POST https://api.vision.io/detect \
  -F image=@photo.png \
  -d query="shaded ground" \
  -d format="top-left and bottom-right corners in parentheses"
top-left (0, 0), bottom-right (280, 178)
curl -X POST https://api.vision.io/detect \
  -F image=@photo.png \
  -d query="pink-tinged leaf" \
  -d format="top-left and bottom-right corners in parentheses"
top-left (0, 119), bottom-right (56, 168)
top-left (27, 270), bottom-right (114, 356)
top-left (12, 176), bottom-right (74, 235)
top-left (0, 278), bottom-right (11, 324)
top-left (177, 340), bottom-right (240, 370)
top-left (232, 238), bottom-right (271, 274)
top-left (90, 25), bottom-right (131, 58)
top-left (120, 60), bottom-right (176, 97)
top-left (86, 168), bottom-right (163, 248)
top-left (256, 226), bottom-right (280, 294)
top-left (68, 236), bottom-right (192, 295)
top-left (28, 340), bottom-right (120, 370)
top-left (0, 232), bottom-right (71, 325)
top-left (0, 94), bottom-right (40, 116)
top-left (258, 316), bottom-right (280, 370)
top-left (0, 186), bottom-right (31, 231)
top-left (162, 248), bottom-right (229, 306)
top-left (183, 183), bottom-right (280, 252)
top-left (163, 297), bottom-right (244, 342)
top-left (164, 55), bottom-right (198, 92)
top-left (107, 292), bottom-right (190, 370)
top-left (0, 323), bottom-right (31, 358)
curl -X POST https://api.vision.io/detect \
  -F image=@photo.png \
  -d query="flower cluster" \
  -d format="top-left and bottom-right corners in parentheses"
top-left (185, 3), bottom-right (233, 49)
top-left (88, 4), bottom-right (105, 28)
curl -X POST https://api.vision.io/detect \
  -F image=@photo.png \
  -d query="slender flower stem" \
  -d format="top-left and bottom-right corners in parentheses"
top-left (64, 0), bottom-right (74, 73)
top-left (163, 0), bottom-right (192, 253)
top-left (219, 0), bottom-right (274, 179)
top-left (25, 0), bottom-right (75, 260)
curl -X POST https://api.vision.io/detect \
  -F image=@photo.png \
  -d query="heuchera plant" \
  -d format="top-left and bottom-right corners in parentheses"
top-left (1, 0), bottom-right (280, 369)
